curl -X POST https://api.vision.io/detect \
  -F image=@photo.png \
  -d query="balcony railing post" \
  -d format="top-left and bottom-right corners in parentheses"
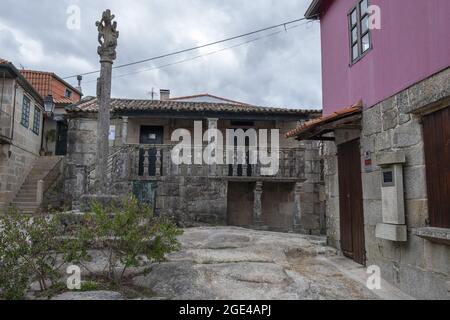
top-left (155, 146), bottom-right (162, 177)
top-left (143, 147), bottom-right (150, 177)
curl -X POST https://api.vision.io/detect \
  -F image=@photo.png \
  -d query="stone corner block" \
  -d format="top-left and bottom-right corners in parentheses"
top-left (375, 151), bottom-right (406, 167)
top-left (375, 223), bottom-right (407, 242)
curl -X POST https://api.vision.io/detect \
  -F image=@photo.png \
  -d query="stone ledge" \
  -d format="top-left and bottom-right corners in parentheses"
top-left (376, 151), bottom-right (406, 167)
top-left (413, 227), bottom-right (450, 246)
top-left (375, 223), bottom-right (407, 242)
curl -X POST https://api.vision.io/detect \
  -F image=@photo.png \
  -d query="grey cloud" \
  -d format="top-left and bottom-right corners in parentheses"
top-left (0, 0), bottom-right (322, 109)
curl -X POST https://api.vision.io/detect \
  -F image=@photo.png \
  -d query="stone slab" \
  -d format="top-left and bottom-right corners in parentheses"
top-left (375, 223), bottom-right (407, 242)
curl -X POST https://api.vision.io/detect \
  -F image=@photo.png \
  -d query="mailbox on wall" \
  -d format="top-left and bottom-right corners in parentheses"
top-left (375, 152), bottom-right (407, 242)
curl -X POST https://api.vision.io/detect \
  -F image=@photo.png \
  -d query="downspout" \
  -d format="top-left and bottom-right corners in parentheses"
top-left (10, 80), bottom-right (17, 141)
top-left (0, 72), bottom-right (5, 124)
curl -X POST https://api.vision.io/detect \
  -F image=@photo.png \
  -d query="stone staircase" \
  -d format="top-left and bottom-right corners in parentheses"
top-left (10, 156), bottom-right (64, 214)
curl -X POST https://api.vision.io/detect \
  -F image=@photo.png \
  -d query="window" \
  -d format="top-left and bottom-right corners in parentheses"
top-left (349, 0), bottom-right (372, 64)
top-left (65, 89), bottom-right (72, 98)
top-left (32, 106), bottom-right (41, 135)
top-left (21, 96), bottom-right (31, 128)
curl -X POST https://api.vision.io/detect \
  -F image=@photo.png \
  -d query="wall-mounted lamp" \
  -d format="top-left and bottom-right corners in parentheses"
top-left (44, 94), bottom-right (55, 116)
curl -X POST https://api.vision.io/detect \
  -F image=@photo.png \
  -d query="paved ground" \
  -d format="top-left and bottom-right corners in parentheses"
top-left (132, 227), bottom-right (412, 300)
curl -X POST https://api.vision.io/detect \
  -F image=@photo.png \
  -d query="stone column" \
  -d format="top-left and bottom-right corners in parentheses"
top-left (253, 181), bottom-right (263, 227)
top-left (293, 181), bottom-right (303, 232)
top-left (121, 116), bottom-right (128, 145)
top-left (207, 118), bottom-right (218, 176)
top-left (95, 9), bottom-right (119, 195)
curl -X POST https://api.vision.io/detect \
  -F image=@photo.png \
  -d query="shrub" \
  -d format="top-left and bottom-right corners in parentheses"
top-left (75, 195), bottom-right (183, 284)
top-left (0, 211), bottom-right (77, 299)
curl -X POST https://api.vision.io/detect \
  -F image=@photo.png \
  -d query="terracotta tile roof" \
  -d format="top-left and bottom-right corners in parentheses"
top-left (20, 70), bottom-right (82, 103)
top-left (169, 93), bottom-right (251, 105)
top-left (67, 96), bottom-right (319, 117)
top-left (0, 58), bottom-right (10, 64)
top-left (285, 101), bottom-right (363, 138)
top-left (20, 70), bottom-right (53, 98)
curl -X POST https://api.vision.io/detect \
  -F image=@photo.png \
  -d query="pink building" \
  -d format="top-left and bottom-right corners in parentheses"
top-left (288, 0), bottom-right (450, 299)
top-left (309, 0), bottom-right (450, 114)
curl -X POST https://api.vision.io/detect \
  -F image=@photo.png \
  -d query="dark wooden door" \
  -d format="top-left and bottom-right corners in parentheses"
top-left (55, 121), bottom-right (68, 156)
top-left (337, 139), bottom-right (366, 265)
top-left (139, 126), bottom-right (164, 176)
top-left (423, 106), bottom-right (450, 228)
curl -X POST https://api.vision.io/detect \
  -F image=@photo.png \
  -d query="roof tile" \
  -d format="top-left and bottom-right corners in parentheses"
top-left (67, 96), bottom-right (319, 116)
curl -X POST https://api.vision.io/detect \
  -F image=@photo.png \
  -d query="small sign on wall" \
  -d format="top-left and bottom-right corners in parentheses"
top-left (364, 151), bottom-right (373, 172)
top-left (109, 125), bottom-right (116, 141)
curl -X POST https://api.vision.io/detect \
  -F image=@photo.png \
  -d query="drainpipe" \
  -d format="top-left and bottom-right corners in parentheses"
top-left (0, 72), bottom-right (4, 116)
top-left (10, 80), bottom-right (17, 142)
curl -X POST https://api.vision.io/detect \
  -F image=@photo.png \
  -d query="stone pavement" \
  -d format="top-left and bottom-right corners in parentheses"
top-left (132, 227), bottom-right (414, 300)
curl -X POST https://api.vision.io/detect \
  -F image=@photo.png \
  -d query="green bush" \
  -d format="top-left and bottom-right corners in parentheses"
top-left (0, 211), bottom-right (76, 299)
top-left (79, 195), bottom-right (183, 284)
top-left (0, 196), bottom-right (183, 299)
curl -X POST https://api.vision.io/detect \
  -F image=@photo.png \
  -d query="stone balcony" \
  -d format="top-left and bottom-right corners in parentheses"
top-left (113, 144), bottom-right (306, 182)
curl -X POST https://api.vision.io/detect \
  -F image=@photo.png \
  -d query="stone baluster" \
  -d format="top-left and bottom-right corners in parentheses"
top-left (143, 147), bottom-right (150, 177)
top-left (155, 146), bottom-right (162, 177)
top-left (284, 150), bottom-right (291, 177)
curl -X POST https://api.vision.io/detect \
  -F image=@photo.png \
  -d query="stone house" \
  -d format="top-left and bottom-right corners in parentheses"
top-left (65, 92), bottom-right (324, 234)
top-left (0, 59), bottom-right (82, 213)
top-left (0, 59), bottom-right (46, 210)
top-left (287, 0), bottom-right (450, 299)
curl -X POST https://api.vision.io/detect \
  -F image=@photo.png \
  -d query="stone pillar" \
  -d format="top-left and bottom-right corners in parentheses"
top-left (121, 116), bottom-right (128, 145)
top-left (253, 181), bottom-right (263, 226)
top-left (293, 182), bottom-right (303, 233)
top-left (207, 118), bottom-right (218, 176)
top-left (95, 9), bottom-right (119, 195)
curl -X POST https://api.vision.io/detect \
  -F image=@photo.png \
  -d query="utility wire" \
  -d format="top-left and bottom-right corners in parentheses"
top-left (62, 16), bottom-right (314, 79)
top-left (83, 20), bottom-right (311, 84)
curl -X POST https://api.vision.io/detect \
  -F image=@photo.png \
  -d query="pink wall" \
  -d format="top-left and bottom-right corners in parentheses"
top-left (320, 0), bottom-right (450, 114)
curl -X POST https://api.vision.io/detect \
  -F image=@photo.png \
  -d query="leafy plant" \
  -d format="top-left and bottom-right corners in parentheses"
top-left (0, 210), bottom-right (82, 299)
top-left (77, 195), bottom-right (183, 284)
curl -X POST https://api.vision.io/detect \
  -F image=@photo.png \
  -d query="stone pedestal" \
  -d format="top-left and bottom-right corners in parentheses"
top-left (252, 181), bottom-right (265, 228)
top-left (293, 182), bottom-right (303, 233)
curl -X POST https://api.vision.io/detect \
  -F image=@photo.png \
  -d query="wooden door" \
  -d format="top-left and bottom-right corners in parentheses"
top-left (337, 139), bottom-right (366, 265)
top-left (423, 106), bottom-right (450, 228)
top-left (55, 121), bottom-right (68, 156)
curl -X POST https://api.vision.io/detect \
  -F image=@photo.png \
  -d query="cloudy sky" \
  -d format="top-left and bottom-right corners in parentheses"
top-left (0, 0), bottom-right (322, 109)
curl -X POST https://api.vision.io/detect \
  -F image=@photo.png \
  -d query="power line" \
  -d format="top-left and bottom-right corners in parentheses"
top-left (62, 16), bottom-right (314, 79)
top-left (83, 21), bottom-right (311, 84)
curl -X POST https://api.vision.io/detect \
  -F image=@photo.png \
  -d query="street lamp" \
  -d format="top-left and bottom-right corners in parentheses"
top-left (44, 94), bottom-right (55, 116)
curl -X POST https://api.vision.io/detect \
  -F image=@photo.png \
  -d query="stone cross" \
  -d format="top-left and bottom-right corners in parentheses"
top-left (95, 9), bottom-right (119, 194)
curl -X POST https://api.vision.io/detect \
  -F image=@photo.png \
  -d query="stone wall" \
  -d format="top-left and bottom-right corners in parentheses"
top-left (0, 79), bottom-right (43, 209)
top-left (323, 68), bottom-right (450, 299)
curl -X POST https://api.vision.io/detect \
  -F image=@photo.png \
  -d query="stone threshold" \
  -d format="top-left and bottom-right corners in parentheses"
top-left (413, 227), bottom-right (450, 246)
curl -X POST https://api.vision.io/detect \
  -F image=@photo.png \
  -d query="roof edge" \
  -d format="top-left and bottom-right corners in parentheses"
top-left (305, 0), bottom-right (323, 20)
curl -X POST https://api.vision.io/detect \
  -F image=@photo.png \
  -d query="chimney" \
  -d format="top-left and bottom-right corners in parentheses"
top-left (76, 75), bottom-right (83, 94)
top-left (160, 89), bottom-right (170, 101)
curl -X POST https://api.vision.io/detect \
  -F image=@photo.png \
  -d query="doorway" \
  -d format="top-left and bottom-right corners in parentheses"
top-left (422, 106), bottom-right (450, 228)
top-left (138, 126), bottom-right (164, 176)
top-left (337, 139), bottom-right (366, 265)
